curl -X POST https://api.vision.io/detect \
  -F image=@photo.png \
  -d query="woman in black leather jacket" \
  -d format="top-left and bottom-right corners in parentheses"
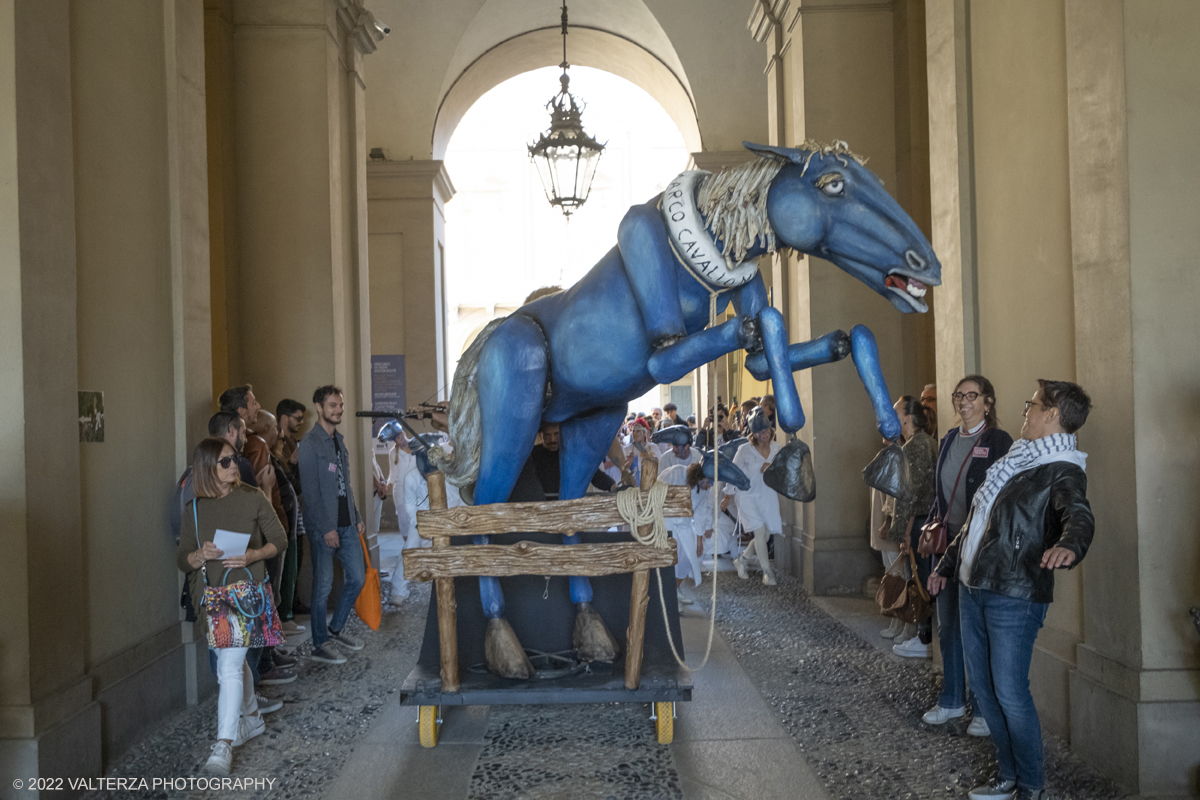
top-left (930, 380), bottom-right (1094, 800)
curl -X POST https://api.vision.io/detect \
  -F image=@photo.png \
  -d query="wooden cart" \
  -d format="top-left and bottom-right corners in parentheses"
top-left (399, 457), bottom-right (691, 746)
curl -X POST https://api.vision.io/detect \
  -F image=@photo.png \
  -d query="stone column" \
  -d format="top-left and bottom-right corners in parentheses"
top-left (214, 0), bottom-right (379, 508)
top-left (925, 0), bottom-right (980, 433)
top-left (0, 0), bottom-right (100, 781)
top-left (1064, 1), bottom-right (1200, 795)
top-left (366, 160), bottom-right (455, 409)
top-left (751, 0), bottom-right (933, 594)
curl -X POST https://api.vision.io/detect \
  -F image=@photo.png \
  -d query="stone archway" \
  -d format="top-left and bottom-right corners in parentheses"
top-left (431, 0), bottom-right (702, 158)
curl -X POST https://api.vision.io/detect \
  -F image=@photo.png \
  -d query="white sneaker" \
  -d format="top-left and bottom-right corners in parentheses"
top-left (204, 741), bottom-right (232, 776)
top-left (762, 573), bottom-right (777, 586)
top-left (880, 618), bottom-right (903, 638)
top-left (676, 586), bottom-right (695, 605)
top-left (892, 635), bottom-right (931, 658)
top-left (232, 712), bottom-right (265, 747)
top-left (922, 704), bottom-right (966, 725)
top-left (967, 715), bottom-right (991, 737)
top-left (967, 778), bottom-right (1016, 800)
top-left (735, 557), bottom-right (749, 580)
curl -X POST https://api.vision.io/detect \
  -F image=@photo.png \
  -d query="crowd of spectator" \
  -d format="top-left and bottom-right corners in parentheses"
top-left (871, 377), bottom-right (1095, 800)
top-left (175, 384), bottom-right (370, 776)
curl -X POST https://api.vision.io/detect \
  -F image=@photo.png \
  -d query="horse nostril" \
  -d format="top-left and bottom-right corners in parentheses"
top-left (905, 250), bottom-right (926, 271)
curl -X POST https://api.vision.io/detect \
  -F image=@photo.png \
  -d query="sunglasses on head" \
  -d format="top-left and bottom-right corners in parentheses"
top-left (218, 456), bottom-right (236, 469)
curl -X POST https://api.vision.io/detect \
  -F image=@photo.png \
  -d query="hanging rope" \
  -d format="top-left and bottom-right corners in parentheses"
top-left (616, 266), bottom-right (725, 675)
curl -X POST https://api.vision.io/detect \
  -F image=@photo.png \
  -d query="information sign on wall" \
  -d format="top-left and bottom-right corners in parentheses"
top-left (370, 355), bottom-right (406, 436)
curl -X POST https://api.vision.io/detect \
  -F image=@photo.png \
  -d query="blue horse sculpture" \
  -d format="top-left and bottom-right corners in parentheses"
top-left (430, 140), bottom-right (942, 678)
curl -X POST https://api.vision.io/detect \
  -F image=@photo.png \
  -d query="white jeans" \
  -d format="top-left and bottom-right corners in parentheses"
top-left (738, 525), bottom-right (777, 581)
top-left (673, 528), bottom-right (704, 586)
top-left (215, 647), bottom-right (257, 742)
top-left (390, 531), bottom-right (429, 596)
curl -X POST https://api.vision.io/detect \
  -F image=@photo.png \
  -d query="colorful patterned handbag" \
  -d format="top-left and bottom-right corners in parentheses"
top-left (193, 500), bottom-right (285, 649)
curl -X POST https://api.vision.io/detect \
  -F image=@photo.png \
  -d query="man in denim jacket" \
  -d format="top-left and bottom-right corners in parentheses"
top-left (297, 385), bottom-right (367, 663)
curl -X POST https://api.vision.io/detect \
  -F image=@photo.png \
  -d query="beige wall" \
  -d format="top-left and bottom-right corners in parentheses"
top-left (767, 1), bottom-right (935, 592)
top-left (210, 0), bottom-right (374, 500)
top-left (1124, 0), bottom-right (1200, 676)
top-left (72, 0), bottom-right (180, 668)
top-left (366, 161), bottom-right (453, 407)
top-left (929, 0), bottom-right (1200, 791)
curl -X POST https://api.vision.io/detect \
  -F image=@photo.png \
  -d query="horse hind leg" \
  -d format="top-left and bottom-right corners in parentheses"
top-left (473, 314), bottom-right (550, 679)
top-left (559, 405), bottom-right (628, 663)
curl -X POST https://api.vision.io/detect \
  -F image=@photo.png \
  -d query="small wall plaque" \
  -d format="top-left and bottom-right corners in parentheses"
top-left (79, 391), bottom-right (104, 443)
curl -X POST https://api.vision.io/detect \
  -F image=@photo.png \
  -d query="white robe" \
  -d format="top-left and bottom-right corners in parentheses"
top-left (724, 441), bottom-right (783, 535)
top-left (659, 464), bottom-right (703, 585)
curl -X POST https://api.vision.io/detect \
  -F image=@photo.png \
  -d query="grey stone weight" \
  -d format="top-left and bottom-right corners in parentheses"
top-left (862, 442), bottom-right (912, 501)
top-left (764, 436), bottom-right (816, 502)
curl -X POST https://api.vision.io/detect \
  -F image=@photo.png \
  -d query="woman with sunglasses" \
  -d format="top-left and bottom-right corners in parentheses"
top-left (178, 437), bottom-right (287, 776)
top-left (930, 381), bottom-right (1094, 800)
top-left (910, 376), bottom-right (1012, 737)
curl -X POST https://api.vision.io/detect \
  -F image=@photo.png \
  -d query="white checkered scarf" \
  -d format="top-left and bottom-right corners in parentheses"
top-left (967, 432), bottom-right (1080, 533)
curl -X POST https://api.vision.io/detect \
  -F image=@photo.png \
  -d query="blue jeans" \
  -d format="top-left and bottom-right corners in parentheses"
top-left (935, 578), bottom-right (977, 713)
top-left (959, 584), bottom-right (1048, 791)
top-left (309, 526), bottom-right (366, 649)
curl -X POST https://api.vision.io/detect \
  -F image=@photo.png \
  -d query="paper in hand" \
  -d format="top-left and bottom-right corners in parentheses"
top-left (213, 529), bottom-right (251, 558)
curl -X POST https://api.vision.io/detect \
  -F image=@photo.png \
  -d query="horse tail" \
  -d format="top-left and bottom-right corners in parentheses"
top-left (428, 316), bottom-right (507, 488)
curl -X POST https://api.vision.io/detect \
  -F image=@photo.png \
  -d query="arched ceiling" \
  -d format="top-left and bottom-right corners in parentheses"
top-left (438, 0), bottom-right (695, 103)
top-left (432, 26), bottom-right (702, 159)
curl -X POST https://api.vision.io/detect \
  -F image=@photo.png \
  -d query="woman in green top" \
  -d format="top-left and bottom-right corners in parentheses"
top-left (178, 437), bottom-right (287, 776)
top-left (879, 396), bottom-right (938, 642)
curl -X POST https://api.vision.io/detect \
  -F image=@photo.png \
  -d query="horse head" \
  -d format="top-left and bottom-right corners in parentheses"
top-left (745, 141), bottom-right (941, 313)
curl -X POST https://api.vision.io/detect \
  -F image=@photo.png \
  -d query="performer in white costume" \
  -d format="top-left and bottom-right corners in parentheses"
top-left (390, 433), bottom-right (464, 600)
top-left (723, 410), bottom-right (783, 586)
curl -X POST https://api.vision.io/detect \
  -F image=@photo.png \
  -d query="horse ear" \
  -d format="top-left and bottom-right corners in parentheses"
top-left (742, 141), bottom-right (804, 164)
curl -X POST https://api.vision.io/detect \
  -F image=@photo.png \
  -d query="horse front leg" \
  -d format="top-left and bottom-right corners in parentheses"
top-left (647, 314), bottom-right (757, 385)
top-left (744, 325), bottom-right (900, 440)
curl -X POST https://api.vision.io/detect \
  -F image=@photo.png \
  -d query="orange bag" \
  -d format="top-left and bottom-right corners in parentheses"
top-left (354, 530), bottom-right (382, 631)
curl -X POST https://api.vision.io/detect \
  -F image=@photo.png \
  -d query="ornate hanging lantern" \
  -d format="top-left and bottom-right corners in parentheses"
top-left (528, 3), bottom-right (605, 218)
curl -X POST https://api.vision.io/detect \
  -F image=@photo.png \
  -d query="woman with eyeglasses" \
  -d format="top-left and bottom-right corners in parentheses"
top-left (930, 381), bottom-right (1094, 800)
top-left (178, 437), bottom-right (287, 776)
top-left (909, 376), bottom-right (1012, 737)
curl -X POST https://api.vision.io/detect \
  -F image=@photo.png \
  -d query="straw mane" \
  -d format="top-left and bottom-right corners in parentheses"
top-left (697, 140), bottom-right (867, 263)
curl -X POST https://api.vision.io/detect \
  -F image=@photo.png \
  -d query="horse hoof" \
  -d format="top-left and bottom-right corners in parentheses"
top-left (484, 618), bottom-right (534, 680)
top-left (573, 603), bottom-right (620, 663)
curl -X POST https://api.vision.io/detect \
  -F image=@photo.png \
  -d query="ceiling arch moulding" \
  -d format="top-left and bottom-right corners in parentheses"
top-left (438, 0), bottom-right (694, 102)
top-left (431, 26), bottom-right (703, 159)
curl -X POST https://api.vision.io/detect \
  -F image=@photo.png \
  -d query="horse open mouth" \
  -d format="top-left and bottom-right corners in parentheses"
top-left (885, 273), bottom-right (929, 311)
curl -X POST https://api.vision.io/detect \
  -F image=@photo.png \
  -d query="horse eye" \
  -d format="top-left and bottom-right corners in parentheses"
top-left (821, 179), bottom-right (845, 197)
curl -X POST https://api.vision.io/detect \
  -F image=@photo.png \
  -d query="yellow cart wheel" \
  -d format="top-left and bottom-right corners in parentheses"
top-left (418, 705), bottom-right (441, 748)
top-left (654, 702), bottom-right (674, 744)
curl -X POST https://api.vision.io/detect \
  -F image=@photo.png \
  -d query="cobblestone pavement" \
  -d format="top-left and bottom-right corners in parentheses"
top-left (467, 704), bottom-right (682, 800)
top-left (86, 592), bottom-right (427, 800)
top-left (90, 572), bottom-right (1129, 800)
top-left (694, 573), bottom-right (1128, 800)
